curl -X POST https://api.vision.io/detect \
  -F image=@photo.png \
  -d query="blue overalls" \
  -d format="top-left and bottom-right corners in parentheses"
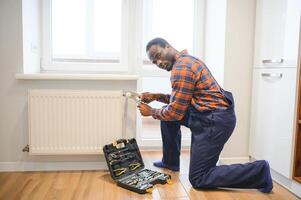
top-left (160, 89), bottom-right (268, 189)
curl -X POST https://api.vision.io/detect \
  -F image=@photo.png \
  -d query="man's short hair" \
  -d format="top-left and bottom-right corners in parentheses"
top-left (146, 38), bottom-right (170, 52)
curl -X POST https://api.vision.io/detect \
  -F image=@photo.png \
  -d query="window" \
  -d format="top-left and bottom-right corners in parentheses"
top-left (143, 0), bottom-right (194, 62)
top-left (52, 0), bottom-right (122, 61)
top-left (42, 0), bottom-right (204, 73)
top-left (42, 0), bottom-right (129, 72)
top-left (141, 0), bottom-right (204, 75)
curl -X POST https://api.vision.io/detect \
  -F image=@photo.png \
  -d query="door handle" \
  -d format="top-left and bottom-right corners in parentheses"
top-left (261, 73), bottom-right (283, 78)
top-left (262, 59), bottom-right (284, 64)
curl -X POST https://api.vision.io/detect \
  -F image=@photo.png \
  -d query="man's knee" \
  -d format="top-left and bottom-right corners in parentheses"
top-left (189, 175), bottom-right (198, 188)
top-left (189, 172), bottom-right (213, 189)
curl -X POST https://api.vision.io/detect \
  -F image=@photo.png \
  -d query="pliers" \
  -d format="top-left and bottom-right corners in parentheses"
top-left (129, 163), bottom-right (141, 171)
top-left (113, 168), bottom-right (127, 176)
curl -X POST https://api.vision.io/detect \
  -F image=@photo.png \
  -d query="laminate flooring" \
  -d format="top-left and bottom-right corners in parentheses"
top-left (0, 151), bottom-right (299, 200)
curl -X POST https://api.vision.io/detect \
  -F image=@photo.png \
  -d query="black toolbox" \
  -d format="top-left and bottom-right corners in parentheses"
top-left (103, 138), bottom-right (172, 194)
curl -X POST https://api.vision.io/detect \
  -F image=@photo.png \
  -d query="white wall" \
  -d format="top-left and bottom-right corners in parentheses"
top-left (22, 0), bottom-right (40, 73)
top-left (0, 0), bottom-right (256, 170)
top-left (203, 0), bottom-right (256, 158)
top-left (222, 0), bottom-right (256, 158)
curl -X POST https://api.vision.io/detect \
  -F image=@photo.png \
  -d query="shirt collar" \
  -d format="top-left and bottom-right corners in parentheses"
top-left (175, 49), bottom-right (188, 60)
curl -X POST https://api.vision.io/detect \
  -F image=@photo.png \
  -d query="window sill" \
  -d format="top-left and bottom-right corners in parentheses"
top-left (15, 73), bottom-right (139, 81)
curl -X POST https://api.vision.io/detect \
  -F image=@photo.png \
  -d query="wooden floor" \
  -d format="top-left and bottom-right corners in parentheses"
top-left (0, 151), bottom-right (300, 200)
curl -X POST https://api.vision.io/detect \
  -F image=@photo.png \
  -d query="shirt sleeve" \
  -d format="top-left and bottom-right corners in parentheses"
top-left (151, 67), bottom-right (196, 121)
top-left (156, 94), bottom-right (171, 104)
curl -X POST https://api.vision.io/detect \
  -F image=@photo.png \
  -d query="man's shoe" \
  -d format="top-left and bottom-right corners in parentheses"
top-left (153, 161), bottom-right (180, 171)
top-left (258, 161), bottom-right (273, 193)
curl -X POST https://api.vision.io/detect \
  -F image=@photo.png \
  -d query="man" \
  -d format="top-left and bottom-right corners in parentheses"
top-left (137, 37), bottom-right (273, 192)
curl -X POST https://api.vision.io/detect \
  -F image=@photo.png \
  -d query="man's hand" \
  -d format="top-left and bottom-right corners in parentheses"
top-left (141, 92), bottom-right (157, 104)
top-left (137, 103), bottom-right (152, 116)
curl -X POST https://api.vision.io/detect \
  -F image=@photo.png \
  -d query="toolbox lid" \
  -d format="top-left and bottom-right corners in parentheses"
top-left (103, 138), bottom-right (145, 180)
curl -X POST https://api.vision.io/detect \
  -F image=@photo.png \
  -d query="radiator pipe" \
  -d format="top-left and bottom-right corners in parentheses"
top-left (22, 144), bottom-right (29, 152)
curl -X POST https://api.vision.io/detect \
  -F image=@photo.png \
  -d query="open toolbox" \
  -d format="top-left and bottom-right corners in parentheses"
top-left (103, 138), bottom-right (171, 194)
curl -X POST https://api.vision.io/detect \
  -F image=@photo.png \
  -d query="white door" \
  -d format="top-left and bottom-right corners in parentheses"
top-left (254, 0), bottom-right (301, 68)
top-left (249, 68), bottom-right (297, 178)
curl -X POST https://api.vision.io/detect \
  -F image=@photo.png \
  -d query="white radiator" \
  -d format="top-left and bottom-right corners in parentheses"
top-left (28, 90), bottom-right (124, 155)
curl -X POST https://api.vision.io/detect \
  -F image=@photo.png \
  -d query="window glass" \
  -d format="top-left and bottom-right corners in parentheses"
top-left (94, 0), bottom-right (122, 57)
top-left (51, 0), bottom-right (122, 60)
top-left (52, 0), bottom-right (86, 56)
top-left (143, 0), bottom-right (194, 65)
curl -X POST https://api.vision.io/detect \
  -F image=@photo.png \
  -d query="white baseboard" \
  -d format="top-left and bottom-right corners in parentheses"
top-left (0, 161), bottom-right (107, 172)
top-left (270, 168), bottom-right (301, 198)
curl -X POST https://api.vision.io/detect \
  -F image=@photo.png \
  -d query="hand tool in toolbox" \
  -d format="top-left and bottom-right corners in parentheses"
top-left (103, 138), bottom-right (172, 194)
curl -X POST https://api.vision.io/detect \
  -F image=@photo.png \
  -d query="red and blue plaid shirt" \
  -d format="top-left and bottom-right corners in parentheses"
top-left (151, 50), bottom-right (229, 121)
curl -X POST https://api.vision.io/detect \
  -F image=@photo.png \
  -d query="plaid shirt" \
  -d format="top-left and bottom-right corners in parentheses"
top-left (151, 50), bottom-right (229, 121)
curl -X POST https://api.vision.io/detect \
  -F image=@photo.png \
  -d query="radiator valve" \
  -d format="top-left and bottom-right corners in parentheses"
top-left (124, 91), bottom-right (141, 103)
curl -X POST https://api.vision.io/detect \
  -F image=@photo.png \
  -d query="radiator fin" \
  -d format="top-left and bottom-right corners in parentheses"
top-left (28, 90), bottom-right (123, 155)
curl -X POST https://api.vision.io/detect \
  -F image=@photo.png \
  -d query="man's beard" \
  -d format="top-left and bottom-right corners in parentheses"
top-left (165, 59), bottom-right (175, 71)
top-left (165, 63), bottom-right (173, 71)
top-left (159, 62), bottom-right (173, 71)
